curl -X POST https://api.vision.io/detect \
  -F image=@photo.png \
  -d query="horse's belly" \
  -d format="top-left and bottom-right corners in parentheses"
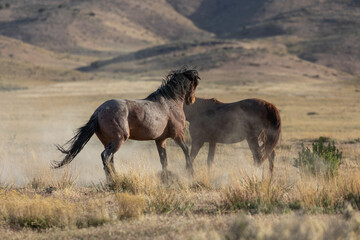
top-left (128, 122), bottom-right (167, 140)
top-left (216, 134), bottom-right (246, 144)
top-left (197, 122), bottom-right (247, 144)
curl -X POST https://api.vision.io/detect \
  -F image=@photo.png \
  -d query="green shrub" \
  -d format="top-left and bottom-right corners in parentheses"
top-left (294, 137), bottom-right (343, 176)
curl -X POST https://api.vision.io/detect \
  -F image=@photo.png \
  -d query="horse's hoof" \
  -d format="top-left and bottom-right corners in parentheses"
top-left (187, 168), bottom-right (194, 178)
top-left (161, 170), bottom-right (169, 184)
top-left (45, 186), bottom-right (56, 194)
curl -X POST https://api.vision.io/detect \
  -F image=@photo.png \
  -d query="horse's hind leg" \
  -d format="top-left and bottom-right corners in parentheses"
top-left (247, 137), bottom-right (263, 166)
top-left (101, 145), bottom-right (115, 182)
top-left (207, 141), bottom-right (217, 171)
top-left (155, 139), bottom-right (169, 182)
top-left (101, 141), bottom-right (123, 182)
top-left (269, 150), bottom-right (276, 175)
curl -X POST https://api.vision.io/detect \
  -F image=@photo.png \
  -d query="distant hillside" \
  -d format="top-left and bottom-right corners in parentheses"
top-left (168, 0), bottom-right (360, 75)
top-left (0, 35), bottom-right (88, 68)
top-left (77, 40), bottom-right (235, 73)
top-left (0, 0), bottom-right (359, 76)
top-left (0, 0), bottom-right (211, 55)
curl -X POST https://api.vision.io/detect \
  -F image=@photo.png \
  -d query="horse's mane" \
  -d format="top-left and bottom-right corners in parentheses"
top-left (147, 67), bottom-right (200, 101)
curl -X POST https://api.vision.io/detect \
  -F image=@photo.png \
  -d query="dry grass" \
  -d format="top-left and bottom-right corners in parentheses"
top-left (27, 169), bottom-right (77, 191)
top-left (190, 166), bottom-right (214, 191)
top-left (147, 187), bottom-right (194, 214)
top-left (106, 170), bottom-right (194, 214)
top-left (105, 169), bottom-right (159, 194)
top-left (0, 138), bottom-right (359, 240)
top-left (0, 189), bottom-right (111, 229)
top-left (115, 193), bottom-right (146, 219)
top-left (1, 159), bottom-right (360, 230)
top-left (222, 164), bottom-right (360, 214)
top-left (223, 171), bottom-right (292, 213)
top-left (225, 212), bottom-right (360, 240)
top-left (296, 169), bottom-right (360, 211)
top-left (0, 189), bottom-right (76, 229)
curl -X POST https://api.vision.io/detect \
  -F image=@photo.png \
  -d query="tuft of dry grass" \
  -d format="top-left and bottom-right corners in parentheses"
top-left (115, 192), bottom-right (146, 219)
top-left (223, 171), bottom-right (292, 213)
top-left (0, 189), bottom-right (76, 229)
top-left (105, 170), bottom-right (159, 194)
top-left (190, 167), bottom-right (214, 191)
top-left (28, 169), bottom-right (77, 191)
top-left (223, 165), bottom-right (360, 213)
top-left (226, 212), bottom-right (360, 240)
top-left (0, 189), bottom-right (110, 229)
top-left (100, 170), bottom-right (194, 215)
top-left (75, 198), bottom-right (110, 228)
top-left (147, 187), bottom-right (193, 214)
top-left (296, 169), bottom-right (360, 212)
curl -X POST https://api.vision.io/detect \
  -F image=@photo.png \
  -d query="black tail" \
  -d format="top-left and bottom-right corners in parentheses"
top-left (53, 112), bottom-right (98, 168)
top-left (264, 104), bottom-right (281, 158)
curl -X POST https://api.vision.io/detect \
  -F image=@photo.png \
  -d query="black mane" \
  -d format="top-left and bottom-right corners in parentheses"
top-left (147, 67), bottom-right (200, 101)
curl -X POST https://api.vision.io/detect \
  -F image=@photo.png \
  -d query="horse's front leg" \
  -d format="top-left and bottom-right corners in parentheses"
top-left (207, 141), bottom-right (217, 171)
top-left (174, 137), bottom-right (194, 176)
top-left (190, 138), bottom-right (204, 165)
top-left (155, 139), bottom-right (169, 182)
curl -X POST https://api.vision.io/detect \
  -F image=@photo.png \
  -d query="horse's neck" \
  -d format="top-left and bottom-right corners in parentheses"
top-left (146, 89), bottom-right (186, 106)
top-left (150, 94), bottom-right (186, 111)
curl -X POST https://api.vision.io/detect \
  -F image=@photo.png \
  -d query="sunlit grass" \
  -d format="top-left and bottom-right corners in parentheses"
top-left (225, 212), bottom-right (360, 240)
top-left (0, 190), bottom-right (76, 229)
top-left (222, 164), bottom-right (360, 213)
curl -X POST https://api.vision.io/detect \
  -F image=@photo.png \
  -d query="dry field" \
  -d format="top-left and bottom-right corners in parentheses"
top-left (0, 49), bottom-right (360, 239)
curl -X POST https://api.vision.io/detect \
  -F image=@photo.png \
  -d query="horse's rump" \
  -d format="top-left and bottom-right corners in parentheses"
top-left (261, 102), bottom-right (281, 158)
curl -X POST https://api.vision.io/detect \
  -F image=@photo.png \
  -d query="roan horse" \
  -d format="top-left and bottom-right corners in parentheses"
top-left (183, 97), bottom-right (281, 174)
top-left (54, 68), bottom-right (200, 181)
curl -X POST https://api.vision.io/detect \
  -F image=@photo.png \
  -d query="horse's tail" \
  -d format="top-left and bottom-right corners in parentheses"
top-left (263, 103), bottom-right (281, 158)
top-left (53, 111), bottom-right (98, 168)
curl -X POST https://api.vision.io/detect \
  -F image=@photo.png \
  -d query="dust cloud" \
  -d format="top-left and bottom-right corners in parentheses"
top-left (0, 98), bottom-right (273, 187)
top-left (0, 121), bottom-right (267, 187)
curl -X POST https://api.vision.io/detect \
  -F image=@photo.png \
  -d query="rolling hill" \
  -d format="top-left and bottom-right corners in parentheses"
top-left (0, 0), bottom-right (211, 55)
top-left (0, 0), bottom-right (359, 78)
top-left (169, 0), bottom-right (360, 75)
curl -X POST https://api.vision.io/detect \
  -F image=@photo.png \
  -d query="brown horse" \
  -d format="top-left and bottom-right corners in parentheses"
top-left (183, 97), bottom-right (281, 174)
top-left (54, 68), bottom-right (200, 181)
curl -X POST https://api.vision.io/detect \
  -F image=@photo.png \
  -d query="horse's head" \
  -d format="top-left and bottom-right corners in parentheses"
top-left (183, 69), bottom-right (200, 105)
top-left (148, 68), bottom-right (201, 105)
